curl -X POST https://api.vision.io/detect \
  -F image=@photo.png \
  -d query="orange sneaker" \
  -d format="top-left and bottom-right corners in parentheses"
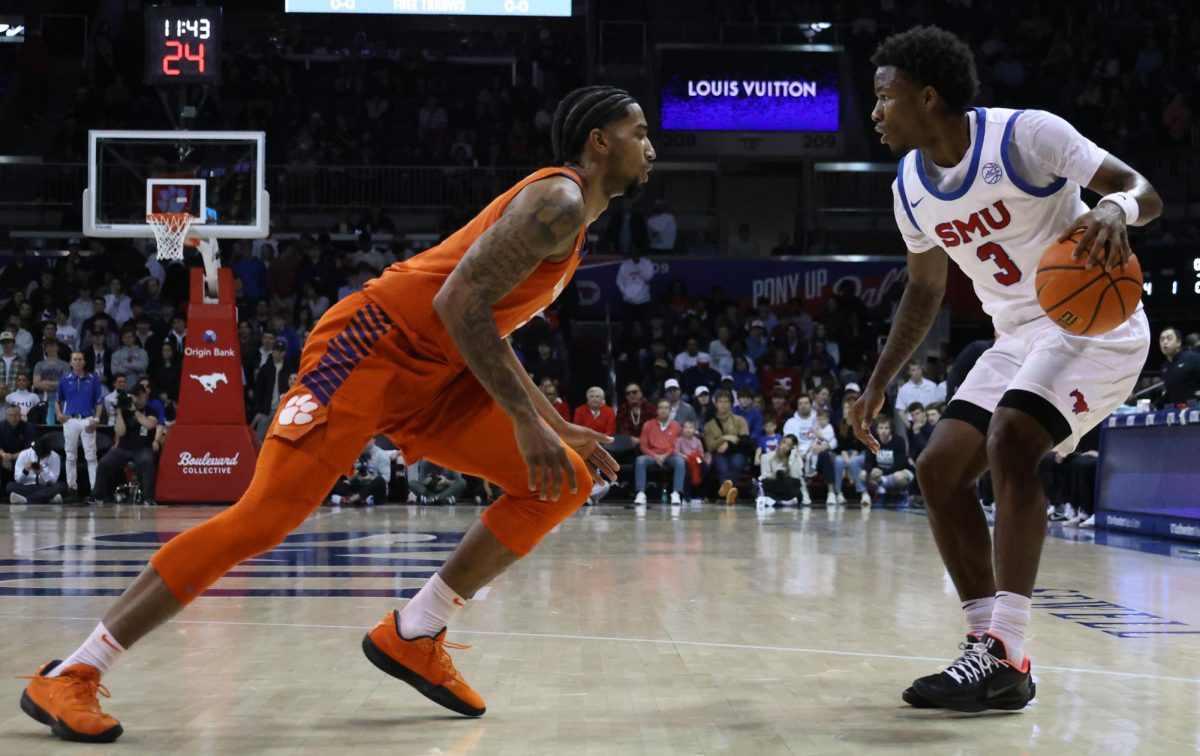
top-left (20, 660), bottom-right (123, 743)
top-left (362, 610), bottom-right (486, 717)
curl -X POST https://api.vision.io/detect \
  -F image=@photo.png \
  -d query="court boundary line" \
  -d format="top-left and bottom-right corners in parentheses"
top-left (3, 612), bottom-right (1196, 685)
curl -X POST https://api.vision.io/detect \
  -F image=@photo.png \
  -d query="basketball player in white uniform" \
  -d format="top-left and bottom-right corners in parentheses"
top-left (850, 26), bottom-right (1158, 712)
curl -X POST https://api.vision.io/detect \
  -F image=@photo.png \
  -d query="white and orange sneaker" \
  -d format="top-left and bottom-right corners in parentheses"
top-left (20, 660), bottom-right (123, 743)
top-left (362, 610), bottom-right (485, 717)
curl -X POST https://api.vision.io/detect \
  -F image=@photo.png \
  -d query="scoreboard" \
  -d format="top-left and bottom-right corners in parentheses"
top-left (144, 6), bottom-right (222, 85)
top-left (284, 0), bottom-right (571, 16)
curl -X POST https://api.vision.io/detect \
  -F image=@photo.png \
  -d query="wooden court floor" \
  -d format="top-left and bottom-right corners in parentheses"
top-left (0, 501), bottom-right (1197, 754)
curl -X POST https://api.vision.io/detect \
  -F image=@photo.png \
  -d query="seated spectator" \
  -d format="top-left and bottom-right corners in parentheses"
top-left (861, 416), bottom-right (913, 507)
top-left (6, 373), bottom-right (40, 421)
top-left (682, 353), bottom-right (721, 398)
top-left (755, 418), bottom-right (783, 465)
top-left (616, 382), bottom-right (655, 442)
top-left (759, 433), bottom-right (808, 506)
top-left (408, 459), bottom-right (466, 505)
top-left (1063, 426), bottom-right (1101, 528)
top-left (88, 383), bottom-right (158, 506)
top-left (7, 436), bottom-right (64, 504)
top-left (708, 325), bottom-right (735, 376)
top-left (692, 386), bottom-right (715, 425)
top-left (926, 402), bottom-right (944, 428)
top-left (112, 328), bottom-right (149, 382)
top-left (539, 376), bottom-right (570, 423)
top-left (527, 340), bottom-right (568, 389)
top-left (572, 387), bottom-right (616, 435)
top-left (765, 388), bottom-right (791, 430)
top-left (745, 319), bottom-right (770, 364)
top-left (0, 330), bottom-right (29, 387)
top-left (633, 399), bottom-right (685, 506)
top-left (674, 419), bottom-right (707, 501)
top-left (151, 342), bottom-right (182, 402)
top-left (331, 440), bottom-right (390, 506)
top-left (730, 355), bottom-right (760, 394)
top-left (105, 279), bottom-right (133, 326)
top-left (0, 403), bottom-right (35, 486)
top-left (897, 361), bottom-right (941, 412)
top-left (783, 393), bottom-right (818, 442)
top-left (705, 390), bottom-right (751, 504)
top-left (761, 349), bottom-right (804, 401)
top-left (833, 396), bottom-right (867, 505)
top-left (734, 389), bottom-right (764, 443)
top-left (663, 378), bottom-right (698, 428)
top-left (673, 337), bottom-right (703, 373)
top-left (102, 374), bottom-right (129, 425)
top-left (802, 409), bottom-right (839, 508)
top-left (82, 328), bottom-right (113, 388)
top-left (906, 402), bottom-right (932, 463)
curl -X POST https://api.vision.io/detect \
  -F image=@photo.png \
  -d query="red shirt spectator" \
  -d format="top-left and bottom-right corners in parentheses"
top-left (616, 383), bottom-right (655, 438)
top-left (572, 386), bottom-right (616, 435)
top-left (639, 416), bottom-right (681, 456)
top-left (761, 349), bottom-right (805, 401)
top-left (538, 376), bottom-right (571, 423)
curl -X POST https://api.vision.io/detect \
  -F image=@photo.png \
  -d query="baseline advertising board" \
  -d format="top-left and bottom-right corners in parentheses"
top-left (656, 45), bottom-right (844, 158)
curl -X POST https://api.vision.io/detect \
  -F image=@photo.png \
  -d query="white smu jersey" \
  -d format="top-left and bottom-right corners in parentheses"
top-left (891, 107), bottom-right (1112, 333)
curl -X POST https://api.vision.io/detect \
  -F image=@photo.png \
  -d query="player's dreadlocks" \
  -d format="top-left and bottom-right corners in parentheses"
top-left (870, 25), bottom-right (979, 112)
top-left (551, 86), bottom-right (637, 166)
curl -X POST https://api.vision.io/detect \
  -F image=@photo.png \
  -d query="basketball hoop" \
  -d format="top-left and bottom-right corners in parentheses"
top-left (146, 213), bottom-right (200, 261)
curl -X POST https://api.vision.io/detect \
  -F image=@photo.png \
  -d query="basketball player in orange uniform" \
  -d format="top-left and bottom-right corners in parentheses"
top-left (21, 85), bottom-right (654, 743)
top-left (852, 27), bottom-right (1159, 712)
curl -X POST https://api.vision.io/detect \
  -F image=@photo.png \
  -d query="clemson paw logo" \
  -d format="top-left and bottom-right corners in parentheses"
top-left (277, 394), bottom-right (319, 426)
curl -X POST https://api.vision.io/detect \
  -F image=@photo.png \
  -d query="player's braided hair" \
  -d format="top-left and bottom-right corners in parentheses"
top-left (870, 25), bottom-right (979, 112)
top-left (551, 85), bottom-right (637, 165)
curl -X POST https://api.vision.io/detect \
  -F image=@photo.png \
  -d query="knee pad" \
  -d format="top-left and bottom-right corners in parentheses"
top-left (481, 454), bottom-right (591, 557)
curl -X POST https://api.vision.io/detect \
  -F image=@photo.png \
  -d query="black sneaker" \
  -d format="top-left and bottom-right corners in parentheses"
top-left (902, 633), bottom-right (980, 708)
top-left (911, 632), bottom-right (1035, 712)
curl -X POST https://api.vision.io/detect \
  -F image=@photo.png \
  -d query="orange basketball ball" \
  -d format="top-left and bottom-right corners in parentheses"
top-left (1035, 234), bottom-right (1142, 336)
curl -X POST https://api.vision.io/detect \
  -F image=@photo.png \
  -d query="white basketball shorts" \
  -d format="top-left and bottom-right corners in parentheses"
top-left (950, 309), bottom-right (1150, 453)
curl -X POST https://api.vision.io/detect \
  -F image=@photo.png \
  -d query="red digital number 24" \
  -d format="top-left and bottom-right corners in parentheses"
top-left (162, 41), bottom-right (205, 76)
top-left (976, 241), bottom-right (1021, 286)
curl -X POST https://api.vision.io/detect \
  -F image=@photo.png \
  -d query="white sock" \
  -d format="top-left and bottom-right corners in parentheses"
top-left (961, 596), bottom-right (995, 636)
top-left (399, 573), bottom-right (464, 638)
top-left (988, 591), bottom-right (1032, 664)
top-left (51, 622), bottom-right (125, 677)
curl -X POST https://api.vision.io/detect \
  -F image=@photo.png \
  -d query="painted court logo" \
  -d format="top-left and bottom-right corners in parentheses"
top-left (278, 394), bottom-right (319, 426)
top-left (189, 372), bottom-right (228, 393)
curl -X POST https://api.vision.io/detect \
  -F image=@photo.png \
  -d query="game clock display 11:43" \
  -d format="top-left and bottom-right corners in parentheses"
top-left (144, 6), bottom-right (222, 85)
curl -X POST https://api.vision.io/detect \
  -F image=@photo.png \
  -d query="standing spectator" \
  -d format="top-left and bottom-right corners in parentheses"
top-left (572, 387), bottom-right (616, 435)
top-left (0, 403), bottom-right (35, 486)
top-left (88, 383), bottom-right (158, 506)
top-left (633, 399), bottom-right (685, 505)
top-left (1158, 326), bottom-right (1200, 408)
top-left (734, 389), bottom-right (764, 443)
top-left (111, 329), bottom-right (149, 382)
top-left (81, 329), bottom-right (112, 388)
top-left (6, 373), bottom-right (39, 420)
top-left (6, 436), bottom-right (64, 504)
top-left (616, 249), bottom-right (654, 344)
top-left (705, 390), bottom-right (751, 504)
top-left (164, 316), bottom-right (187, 357)
top-left (601, 197), bottom-right (648, 255)
top-left (861, 416), bottom-right (913, 508)
top-left (104, 279), bottom-right (133, 327)
top-left (674, 419), bottom-right (707, 501)
top-left (33, 340), bottom-right (70, 422)
top-left (252, 339), bottom-right (298, 441)
top-left (616, 383), bottom-right (655, 441)
top-left (663, 378), bottom-right (698, 428)
top-left (151, 342), bottom-right (182, 402)
top-left (56, 352), bottom-right (103, 497)
top-left (539, 377), bottom-right (571, 423)
top-left (0, 331), bottom-right (28, 387)
top-left (646, 199), bottom-right (677, 254)
top-left (896, 361), bottom-right (941, 412)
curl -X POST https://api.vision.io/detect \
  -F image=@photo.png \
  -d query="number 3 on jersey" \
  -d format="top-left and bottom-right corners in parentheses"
top-left (976, 241), bottom-right (1021, 286)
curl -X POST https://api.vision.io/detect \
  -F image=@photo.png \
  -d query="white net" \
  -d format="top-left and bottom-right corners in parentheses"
top-left (146, 213), bottom-right (194, 261)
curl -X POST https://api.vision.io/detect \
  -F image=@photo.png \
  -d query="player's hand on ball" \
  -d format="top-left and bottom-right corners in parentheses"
top-left (1058, 202), bottom-right (1131, 272)
top-left (850, 388), bottom-right (884, 455)
top-left (558, 423), bottom-right (619, 484)
top-left (516, 421), bottom-right (578, 501)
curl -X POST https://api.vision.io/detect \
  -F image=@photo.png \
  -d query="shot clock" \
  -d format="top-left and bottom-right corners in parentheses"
top-left (144, 6), bottom-right (222, 85)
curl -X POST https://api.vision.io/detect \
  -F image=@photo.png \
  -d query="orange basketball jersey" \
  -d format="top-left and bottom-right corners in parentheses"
top-left (364, 166), bottom-right (587, 365)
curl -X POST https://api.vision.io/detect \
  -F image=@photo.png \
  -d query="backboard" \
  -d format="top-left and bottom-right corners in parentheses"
top-left (83, 130), bottom-right (269, 240)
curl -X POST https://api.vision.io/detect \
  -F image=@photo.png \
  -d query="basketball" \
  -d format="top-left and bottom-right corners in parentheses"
top-left (1035, 234), bottom-right (1143, 336)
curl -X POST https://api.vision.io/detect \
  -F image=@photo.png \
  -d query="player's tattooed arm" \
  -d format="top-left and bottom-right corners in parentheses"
top-left (869, 248), bottom-right (947, 396)
top-left (434, 177), bottom-right (585, 425)
top-left (852, 248), bottom-right (947, 451)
